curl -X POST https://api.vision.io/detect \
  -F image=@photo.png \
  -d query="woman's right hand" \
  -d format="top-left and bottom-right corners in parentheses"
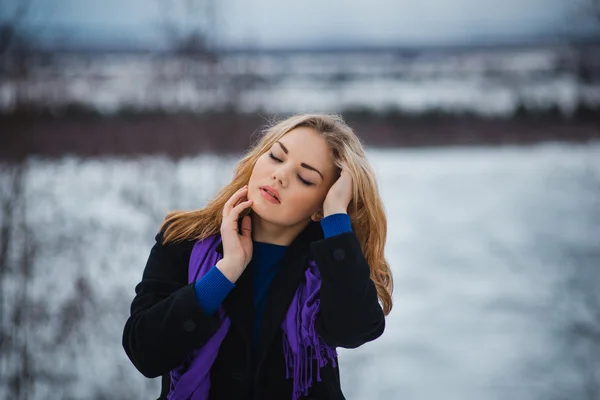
top-left (217, 185), bottom-right (253, 283)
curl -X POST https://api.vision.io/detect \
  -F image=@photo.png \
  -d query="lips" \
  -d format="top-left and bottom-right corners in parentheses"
top-left (260, 185), bottom-right (280, 203)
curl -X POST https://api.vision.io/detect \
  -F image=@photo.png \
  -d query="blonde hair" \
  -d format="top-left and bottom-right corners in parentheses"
top-left (160, 114), bottom-right (393, 316)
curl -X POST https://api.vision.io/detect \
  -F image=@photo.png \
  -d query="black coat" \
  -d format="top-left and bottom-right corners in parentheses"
top-left (122, 221), bottom-right (385, 400)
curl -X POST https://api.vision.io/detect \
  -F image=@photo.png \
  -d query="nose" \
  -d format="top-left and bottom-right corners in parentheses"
top-left (272, 164), bottom-right (289, 187)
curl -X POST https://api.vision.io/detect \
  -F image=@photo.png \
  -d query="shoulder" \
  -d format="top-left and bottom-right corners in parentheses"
top-left (145, 230), bottom-right (197, 282)
top-left (151, 231), bottom-right (223, 271)
top-left (154, 230), bottom-right (197, 253)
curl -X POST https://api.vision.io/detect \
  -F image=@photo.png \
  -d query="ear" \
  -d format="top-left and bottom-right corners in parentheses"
top-left (310, 209), bottom-right (323, 222)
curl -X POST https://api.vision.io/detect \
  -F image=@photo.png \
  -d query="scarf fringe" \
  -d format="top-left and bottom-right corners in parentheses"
top-left (282, 262), bottom-right (338, 400)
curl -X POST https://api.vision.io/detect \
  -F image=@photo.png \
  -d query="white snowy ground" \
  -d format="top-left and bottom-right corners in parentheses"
top-left (1, 48), bottom-right (599, 116)
top-left (2, 141), bottom-right (598, 399)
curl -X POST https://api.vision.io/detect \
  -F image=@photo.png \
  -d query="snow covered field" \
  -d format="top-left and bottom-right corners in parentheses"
top-left (1, 141), bottom-right (599, 399)
top-left (1, 46), bottom-right (599, 116)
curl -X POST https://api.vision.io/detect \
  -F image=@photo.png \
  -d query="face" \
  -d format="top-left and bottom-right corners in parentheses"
top-left (248, 126), bottom-right (337, 227)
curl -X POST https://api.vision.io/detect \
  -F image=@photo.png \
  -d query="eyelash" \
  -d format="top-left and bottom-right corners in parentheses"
top-left (268, 153), bottom-right (314, 186)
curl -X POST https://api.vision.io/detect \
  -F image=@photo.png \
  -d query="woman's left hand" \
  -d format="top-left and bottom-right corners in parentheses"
top-left (323, 162), bottom-right (353, 217)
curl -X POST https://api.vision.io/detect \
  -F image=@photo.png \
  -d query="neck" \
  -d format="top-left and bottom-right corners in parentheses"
top-left (250, 211), bottom-right (311, 246)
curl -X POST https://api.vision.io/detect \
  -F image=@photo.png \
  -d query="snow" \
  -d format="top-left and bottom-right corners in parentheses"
top-left (1, 141), bottom-right (599, 398)
top-left (1, 46), bottom-right (598, 116)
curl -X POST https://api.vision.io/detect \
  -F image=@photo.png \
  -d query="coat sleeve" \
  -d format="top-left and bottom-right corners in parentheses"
top-left (310, 231), bottom-right (386, 349)
top-left (122, 231), bottom-right (222, 378)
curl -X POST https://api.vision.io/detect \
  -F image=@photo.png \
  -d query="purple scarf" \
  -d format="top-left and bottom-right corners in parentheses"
top-left (168, 234), bottom-right (337, 400)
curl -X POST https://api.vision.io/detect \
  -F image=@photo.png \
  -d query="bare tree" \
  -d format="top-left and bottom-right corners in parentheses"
top-left (151, 0), bottom-right (262, 113)
top-left (0, 162), bottom-right (54, 399)
top-left (0, 161), bottom-right (101, 398)
top-left (0, 0), bottom-right (64, 113)
top-left (0, 0), bottom-right (36, 110)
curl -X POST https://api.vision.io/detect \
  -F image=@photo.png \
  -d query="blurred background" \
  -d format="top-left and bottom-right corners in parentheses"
top-left (1, 0), bottom-right (600, 399)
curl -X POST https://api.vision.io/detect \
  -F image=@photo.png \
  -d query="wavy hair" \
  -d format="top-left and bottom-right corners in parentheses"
top-left (159, 114), bottom-right (393, 315)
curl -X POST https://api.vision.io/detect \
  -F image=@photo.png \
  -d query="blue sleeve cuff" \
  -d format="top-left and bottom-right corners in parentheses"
top-left (194, 265), bottom-right (235, 316)
top-left (320, 213), bottom-right (352, 238)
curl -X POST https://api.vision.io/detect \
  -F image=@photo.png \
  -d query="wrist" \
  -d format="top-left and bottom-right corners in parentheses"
top-left (216, 258), bottom-right (243, 283)
top-left (323, 208), bottom-right (347, 218)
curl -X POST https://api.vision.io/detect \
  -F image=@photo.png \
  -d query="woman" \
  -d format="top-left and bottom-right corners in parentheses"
top-left (122, 114), bottom-right (394, 400)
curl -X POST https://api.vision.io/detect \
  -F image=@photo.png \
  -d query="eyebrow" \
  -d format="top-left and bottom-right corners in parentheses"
top-left (275, 141), bottom-right (324, 180)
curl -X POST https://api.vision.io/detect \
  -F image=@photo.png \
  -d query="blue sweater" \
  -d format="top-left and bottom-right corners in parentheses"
top-left (193, 213), bottom-right (353, 345)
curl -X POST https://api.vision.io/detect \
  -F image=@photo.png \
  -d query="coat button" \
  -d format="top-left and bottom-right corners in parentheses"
top-left (182, 319), bottom-right (196, 332)
top-left (333, 248), bottom-right (345, 261)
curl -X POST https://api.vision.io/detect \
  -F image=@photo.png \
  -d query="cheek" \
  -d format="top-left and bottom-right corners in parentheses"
top-left (287, 188), bottom-right (323, 213)
top-left (250, 159), bottom-right (269, 180)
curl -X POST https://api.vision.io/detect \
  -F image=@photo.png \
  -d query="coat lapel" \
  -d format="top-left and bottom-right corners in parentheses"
top-left (215, 240), bottom-right (255, 338)
top-left (255, 221), bottom-right (323, 359)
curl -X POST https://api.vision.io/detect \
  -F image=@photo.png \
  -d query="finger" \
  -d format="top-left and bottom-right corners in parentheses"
top-left (223, 186), bottom-right (248, 217)
top-left (241, 215), bottom-right (251, 238)
top-left (234, 196), bottom-right (245, 208)
top-left (340, 162), bottom-right (351, 179)
top-left (229, 199), bottom-right (253, 222)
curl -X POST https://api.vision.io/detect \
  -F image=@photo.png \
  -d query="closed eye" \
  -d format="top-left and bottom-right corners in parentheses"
top-left (268, 152), bottom-right (281, 163)
top-left (269, 152), bottom-right (314, 186)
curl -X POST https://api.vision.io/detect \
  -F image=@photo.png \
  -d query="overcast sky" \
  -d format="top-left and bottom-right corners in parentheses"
top-left (12, 0), bottom-right (600, 49)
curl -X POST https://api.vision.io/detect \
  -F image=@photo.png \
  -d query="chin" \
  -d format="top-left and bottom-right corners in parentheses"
top-left (250, 203), bottom-right (269, 220)
top-left (251, 204), bottom-right (283, 225)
